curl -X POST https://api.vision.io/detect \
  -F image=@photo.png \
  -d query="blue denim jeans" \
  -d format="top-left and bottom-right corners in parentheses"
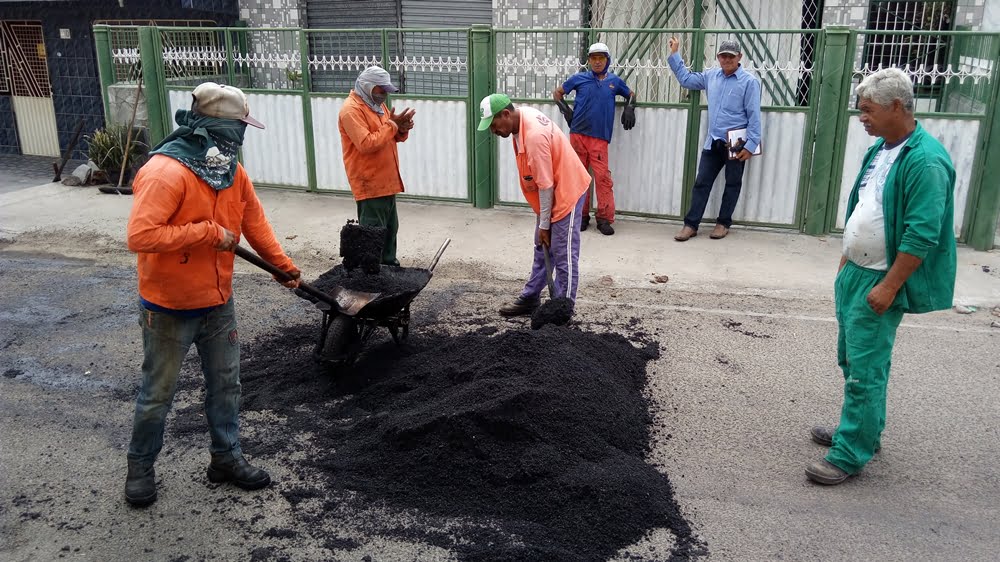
top-left (127, 299), bottom-right (242, 466)
top-left (684, 140), bottom-right (747, 230)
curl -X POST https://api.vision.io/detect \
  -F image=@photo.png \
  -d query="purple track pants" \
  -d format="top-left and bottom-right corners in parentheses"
top-left (520, 192), bottom-right (586, 302)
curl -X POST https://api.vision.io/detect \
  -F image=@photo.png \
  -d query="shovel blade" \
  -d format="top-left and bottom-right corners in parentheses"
top-left (332, 287), bottom-right (380, 316)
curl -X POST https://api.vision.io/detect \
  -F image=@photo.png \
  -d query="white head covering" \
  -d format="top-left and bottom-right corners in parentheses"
top-left (354, 66), bottom-right (398, 114)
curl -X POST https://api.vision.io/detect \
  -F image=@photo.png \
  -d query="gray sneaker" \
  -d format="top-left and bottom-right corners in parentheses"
top-left (805, 459), bottom-right (850, 485)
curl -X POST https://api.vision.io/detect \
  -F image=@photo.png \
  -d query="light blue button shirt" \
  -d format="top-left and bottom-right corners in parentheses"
top-left (668, 53), bottom-right (762, 154)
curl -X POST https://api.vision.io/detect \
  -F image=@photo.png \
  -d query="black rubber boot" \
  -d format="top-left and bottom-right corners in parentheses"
top-left (580, 215), bottom-right (591, 231)
top-left (124, 461), bottom-right (157, 507)
top-left (596, 220), bottom-right (615, 236)
top-left (207, 455), bottom-right (271, 490)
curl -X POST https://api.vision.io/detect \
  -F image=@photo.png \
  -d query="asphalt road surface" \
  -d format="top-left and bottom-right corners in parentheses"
top-left (1, 236), bottom-right (998, 561)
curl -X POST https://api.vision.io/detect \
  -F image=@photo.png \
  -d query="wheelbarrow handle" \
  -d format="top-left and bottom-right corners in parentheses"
top-left (233, 245), bottom-right (337, 307)
top-left (427, 238), bottom-right (451, 273)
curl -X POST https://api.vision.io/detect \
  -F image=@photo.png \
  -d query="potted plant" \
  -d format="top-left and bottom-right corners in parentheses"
top-left (85, 123), bottom-right (148, 191)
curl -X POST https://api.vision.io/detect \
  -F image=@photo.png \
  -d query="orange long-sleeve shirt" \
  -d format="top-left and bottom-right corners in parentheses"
top-left (338, 91), bottom-right (409, 201)
top-left (127, 154), bottom-right (296, 309)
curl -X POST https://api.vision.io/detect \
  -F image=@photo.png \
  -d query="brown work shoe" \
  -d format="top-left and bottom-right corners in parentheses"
top-left (805, 459), bottom-right (850, 485)
top-left (674, 226), bottom-right (697, 242)
top-left (709, 223), bottom-right (729, 239)
top-left (810, 425), bottom-right (836, 447)
top-left (499, 296), bottom-right (541, 317)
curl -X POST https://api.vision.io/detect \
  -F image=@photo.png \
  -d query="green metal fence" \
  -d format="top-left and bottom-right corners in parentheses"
top-left (93, 24), bottom-right (1000, 250)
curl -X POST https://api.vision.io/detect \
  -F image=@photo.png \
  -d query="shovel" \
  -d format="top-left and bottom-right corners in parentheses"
top-left (234, 245), bottom-right (379, 316)
top-left (531, 246), bottom-right (574, 329)
top-left (542, 246), bottom-right (557, 298)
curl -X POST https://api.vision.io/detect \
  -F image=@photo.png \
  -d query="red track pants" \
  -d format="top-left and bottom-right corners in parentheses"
top-left (570, 133), bottom-right (615, 223)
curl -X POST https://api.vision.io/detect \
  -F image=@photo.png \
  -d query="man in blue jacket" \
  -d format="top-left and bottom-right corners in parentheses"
top-left (668, 38), bottom-right (761, 241)
top-left (806, 68), bottom-right (957, 486)
top-left (553, 42), bottom-right (637, 236)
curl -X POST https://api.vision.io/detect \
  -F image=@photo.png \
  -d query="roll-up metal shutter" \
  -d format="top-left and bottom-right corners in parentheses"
top-left (306, 0), bottom-right (402, 92)
top-left (306, 0), bottom-right (399, 28)
top-left (400, 0), bottom-right (491, 27)
top-left (398, 0), bottom-right (490, 95)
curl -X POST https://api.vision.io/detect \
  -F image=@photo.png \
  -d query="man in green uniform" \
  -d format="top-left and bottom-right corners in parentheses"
top-left (807, 68), bottom-right (956, 485)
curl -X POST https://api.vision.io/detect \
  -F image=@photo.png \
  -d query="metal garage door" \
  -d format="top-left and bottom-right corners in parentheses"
top-left (399, 0), bottom-right (489, 95)
top-left (306, 0), bottom-right (401, 92)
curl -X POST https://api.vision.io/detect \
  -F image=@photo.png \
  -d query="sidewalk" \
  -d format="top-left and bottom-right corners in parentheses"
top-left (2, 181), bottom-right (999, 306)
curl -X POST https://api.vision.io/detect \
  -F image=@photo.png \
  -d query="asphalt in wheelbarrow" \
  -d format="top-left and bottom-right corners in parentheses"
top-left (300, 264), bottom-right (432, 317)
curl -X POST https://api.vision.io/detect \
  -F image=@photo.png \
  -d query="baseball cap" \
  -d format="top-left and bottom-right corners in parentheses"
top-left (717, 40), bottom-right (741, 56)
top-left (191, 82), bottom-right (265, 129)
top-left (588, 42), bottom-right (611, 57)
top-left (477, 93), bottom-right (512, 131)
top-left (359, 66), bottom-right (399, 94)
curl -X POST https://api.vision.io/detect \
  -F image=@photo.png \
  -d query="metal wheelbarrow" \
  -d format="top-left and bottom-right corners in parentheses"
top-left (312, 238), bottom-right (450, 365)
top-left (238, 239), bottom-right (451, 367)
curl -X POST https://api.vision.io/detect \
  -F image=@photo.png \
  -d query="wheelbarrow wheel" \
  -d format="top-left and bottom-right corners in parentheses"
top-left (323, 314), bottom-right (357, 362)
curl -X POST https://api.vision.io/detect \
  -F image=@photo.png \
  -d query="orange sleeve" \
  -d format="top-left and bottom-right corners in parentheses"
top-left (127, 174), bottom-right (222, 253)
top-left (237, 168), bottom-right (296, 273)
top-left (339, 104), bottom-right (399, 155)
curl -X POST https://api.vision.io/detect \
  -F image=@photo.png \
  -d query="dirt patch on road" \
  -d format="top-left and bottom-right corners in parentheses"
top-left (236, 323), bottom-right (703, 560)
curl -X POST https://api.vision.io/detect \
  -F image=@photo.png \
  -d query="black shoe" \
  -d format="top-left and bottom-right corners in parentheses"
top-left (499, 296), bottom-right (540, 317)
top-left (580, 215), bottom-right (591, 231)
top-left (207, 455), bottom-right (271, 490)
top-left (124, 461), bottom-right (157, 507)
top-left (596, 220), bottom-right (615, 236)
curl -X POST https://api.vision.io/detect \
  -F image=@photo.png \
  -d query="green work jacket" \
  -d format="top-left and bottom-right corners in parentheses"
top-left (845, 122), bottom-right (957, 314)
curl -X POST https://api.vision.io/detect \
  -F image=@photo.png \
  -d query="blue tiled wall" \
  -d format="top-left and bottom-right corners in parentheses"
top-left (1, 0), bottom-right (239, 157)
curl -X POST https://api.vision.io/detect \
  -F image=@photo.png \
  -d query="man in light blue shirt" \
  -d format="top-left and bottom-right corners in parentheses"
top-left (668, 38), bottom-right (762, 241)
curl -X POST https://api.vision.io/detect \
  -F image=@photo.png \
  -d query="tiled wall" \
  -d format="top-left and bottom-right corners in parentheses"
top-left (240, 0), bottom-right (304, 27)
top-left (0, 0), bottom-right (238, 157)
top-left (494, 0), bottom-right (584, 27)
top-left (238, 0), bottom-right (306, 90)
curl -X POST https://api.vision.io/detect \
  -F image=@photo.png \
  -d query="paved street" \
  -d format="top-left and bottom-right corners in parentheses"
top-left (1, 178), bottom-right (998, 561)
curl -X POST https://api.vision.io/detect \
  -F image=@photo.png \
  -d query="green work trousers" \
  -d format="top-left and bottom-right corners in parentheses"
top-left (827, 261), bottom-right (904, 474)
top-left (356, 195), bottom-right (399, 266)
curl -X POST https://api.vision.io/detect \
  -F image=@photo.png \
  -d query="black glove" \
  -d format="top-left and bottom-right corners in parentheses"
top-left (621, 104), bottom-right (636, 131)
top-left (555, 99), bottom-right (574, 125)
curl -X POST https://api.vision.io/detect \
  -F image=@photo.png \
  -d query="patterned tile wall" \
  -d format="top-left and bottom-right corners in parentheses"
top-left (0, 0), bottom-right (238, 157)
top-left (238, 1), bottom-right (306, 91)
top-left (494, 0), bottom-right (584, 28)
top-left (493, 0), bottom-right (586, 98)
top-left (240, 0), bottom-right (305, 27)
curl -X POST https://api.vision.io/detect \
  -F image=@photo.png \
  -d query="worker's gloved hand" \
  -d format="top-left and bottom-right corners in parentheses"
top-left (621, 104), bottom-right (636, 130)
top-left (555, 99), bottom-right (574, 125)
